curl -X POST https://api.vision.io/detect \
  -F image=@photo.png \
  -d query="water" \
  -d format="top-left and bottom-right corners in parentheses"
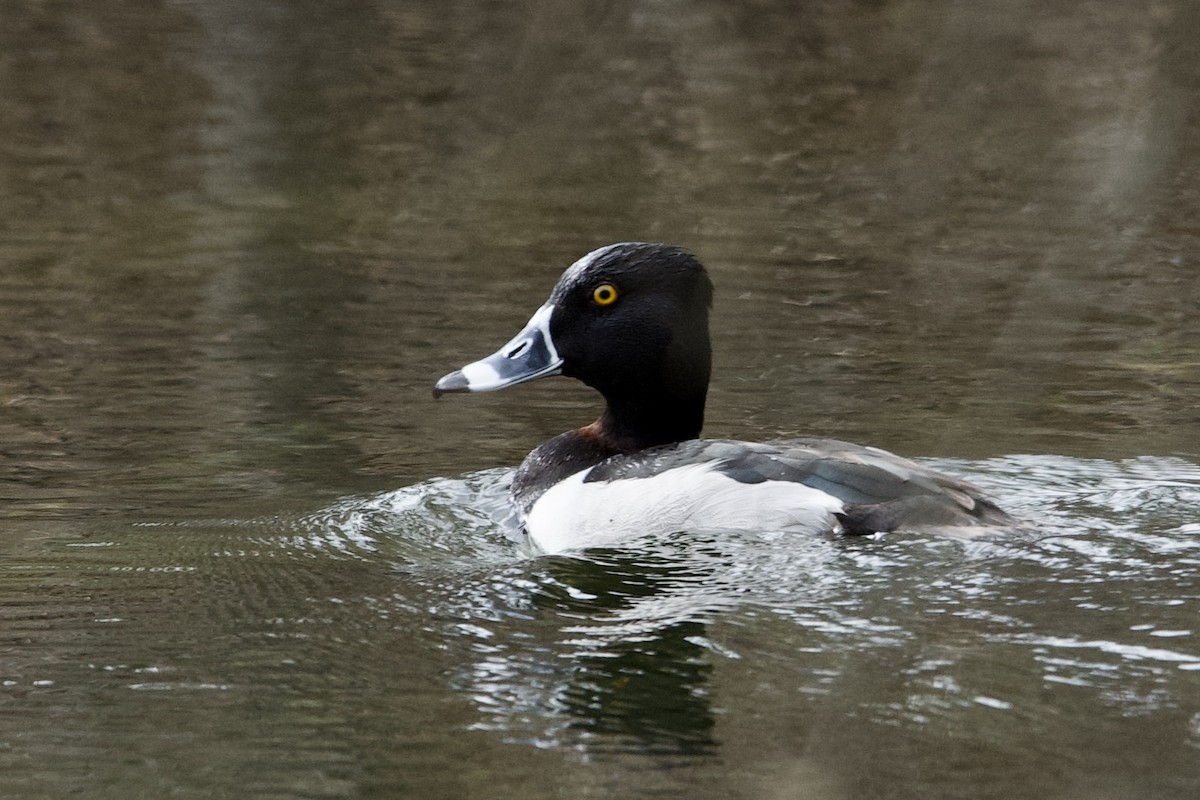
top-left (2, 0), bottom-right (1199, 797)
top-left (7, 459), bottom-right (1197, 797)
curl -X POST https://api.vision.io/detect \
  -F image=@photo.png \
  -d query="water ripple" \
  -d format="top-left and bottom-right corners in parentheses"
top-left (372, 453), bottom-right (1200, 752)
top-left (110, 454), bottom-right (1200, 756)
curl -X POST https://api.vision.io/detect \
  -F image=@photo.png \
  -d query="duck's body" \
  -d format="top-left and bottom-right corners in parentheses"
top-left (435, 243), bottom-right (1015, 554)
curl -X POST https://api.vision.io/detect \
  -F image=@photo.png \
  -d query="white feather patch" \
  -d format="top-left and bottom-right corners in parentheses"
top-left (524, 462), bottom-right (845, 554)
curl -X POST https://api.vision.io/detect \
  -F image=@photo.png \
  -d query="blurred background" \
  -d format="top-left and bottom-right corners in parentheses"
top-left (1, 1), bottom-right (1198, 798)
top-left (3, 0), bottom-right (1198, 516)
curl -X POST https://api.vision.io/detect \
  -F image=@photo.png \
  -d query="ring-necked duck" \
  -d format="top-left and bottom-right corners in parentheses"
top-left (435, 242), bottom-right (1016, 553)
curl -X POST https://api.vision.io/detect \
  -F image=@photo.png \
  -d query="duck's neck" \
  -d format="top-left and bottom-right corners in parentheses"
top-left (587, 333), bottom-right (711, 451)
top-left (590, 390), bottom-right (706, 452)
top-left (510, 389), bottom-right (707, 514)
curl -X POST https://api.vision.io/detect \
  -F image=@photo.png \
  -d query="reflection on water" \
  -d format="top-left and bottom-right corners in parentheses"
top-left (3, 464), bottom-right (1198, 797)
top-left (46, 452), bottom-right (1195, 781)
top-left (234, 454), bottom-right (1200, 774)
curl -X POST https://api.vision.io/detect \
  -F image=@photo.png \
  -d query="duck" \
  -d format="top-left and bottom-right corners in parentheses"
top-left (434, 242), bottom-right (1016, 554)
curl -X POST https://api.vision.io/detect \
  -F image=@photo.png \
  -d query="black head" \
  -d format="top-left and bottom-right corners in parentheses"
top-left (546, 243), bottom-right (713, 424)
top-left (435, 242), bottom-right (714, 449)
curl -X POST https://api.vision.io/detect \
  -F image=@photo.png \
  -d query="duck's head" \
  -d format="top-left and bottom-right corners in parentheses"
top-left (435, 242), bottom-right (714, 449)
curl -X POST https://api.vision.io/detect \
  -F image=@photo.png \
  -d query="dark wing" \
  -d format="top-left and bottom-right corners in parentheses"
top-left (586, 437), bottom-right (1014, 534)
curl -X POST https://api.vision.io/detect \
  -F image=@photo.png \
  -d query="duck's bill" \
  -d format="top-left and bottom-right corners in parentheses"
top-left (433, 303), bottom-right (562, 397)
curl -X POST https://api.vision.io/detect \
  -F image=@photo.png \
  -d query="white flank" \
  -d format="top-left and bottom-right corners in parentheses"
top-left (524, 462), bottom-right (845, 554)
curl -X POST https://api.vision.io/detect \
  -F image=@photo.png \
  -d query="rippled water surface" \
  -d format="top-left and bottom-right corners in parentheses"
top-left (2, 1), bottom-right (1199, 798)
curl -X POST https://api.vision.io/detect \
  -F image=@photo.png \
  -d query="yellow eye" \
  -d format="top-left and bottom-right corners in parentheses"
top-left (592, 283), bottom-right (619, 306)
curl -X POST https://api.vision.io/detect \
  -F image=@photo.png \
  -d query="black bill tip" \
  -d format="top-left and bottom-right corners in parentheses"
top-left (433, 370), bottom-right (470, 399)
